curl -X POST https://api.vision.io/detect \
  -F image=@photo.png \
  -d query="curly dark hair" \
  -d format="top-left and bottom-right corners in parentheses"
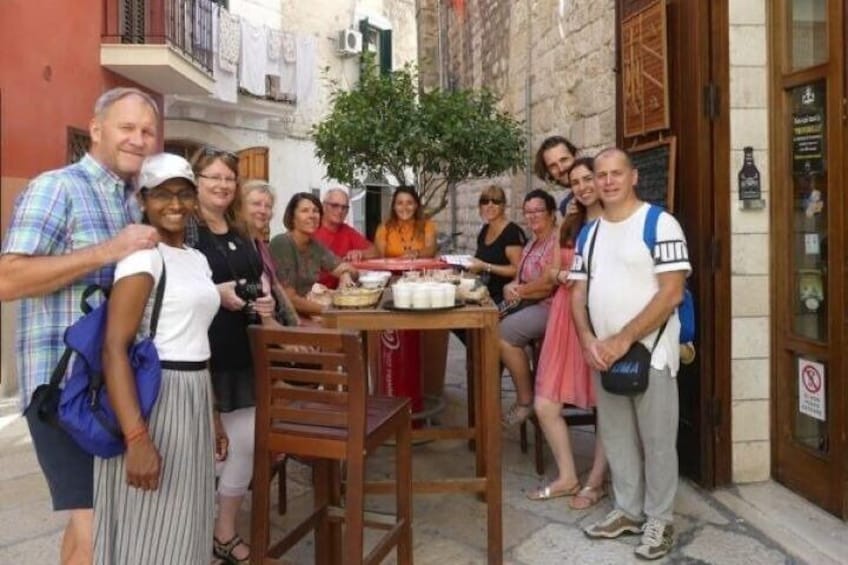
top-left (533, 136), bottom-right (579, 182)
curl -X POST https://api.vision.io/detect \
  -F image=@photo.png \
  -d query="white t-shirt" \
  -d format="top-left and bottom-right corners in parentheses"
top-left (569, 203), bottom-right (691, 376)
top-left (114, 244), bottom-right (220, 362)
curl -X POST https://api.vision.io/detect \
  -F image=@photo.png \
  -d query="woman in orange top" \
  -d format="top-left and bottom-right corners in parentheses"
top-left (374, 187), bottom-right (437, 258)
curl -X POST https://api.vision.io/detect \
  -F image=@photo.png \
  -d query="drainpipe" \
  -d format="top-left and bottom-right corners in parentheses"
top-left (525, 0), bottom-right (533, 193)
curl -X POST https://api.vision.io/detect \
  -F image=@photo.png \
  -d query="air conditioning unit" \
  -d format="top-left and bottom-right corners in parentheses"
top-left (337, 29), bottom-right (363, 57)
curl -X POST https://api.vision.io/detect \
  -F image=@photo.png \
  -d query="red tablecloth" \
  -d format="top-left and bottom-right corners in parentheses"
top-left (352, 258), bottom-right (452, 272)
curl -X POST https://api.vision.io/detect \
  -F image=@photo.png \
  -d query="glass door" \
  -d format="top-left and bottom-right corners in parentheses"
top-left (771, 0), bottom-right (846, 517)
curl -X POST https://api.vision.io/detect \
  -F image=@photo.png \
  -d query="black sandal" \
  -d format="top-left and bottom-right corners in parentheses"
top-left (213, 534), bottom-right (250, 565)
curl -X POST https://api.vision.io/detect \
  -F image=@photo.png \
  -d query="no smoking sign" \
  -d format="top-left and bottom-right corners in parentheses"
top-left (798, 358), bottom-right (826, 421)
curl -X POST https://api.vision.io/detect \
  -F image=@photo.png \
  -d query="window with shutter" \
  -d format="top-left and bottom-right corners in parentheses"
top-left (237, 147), bottom-right (269, 181)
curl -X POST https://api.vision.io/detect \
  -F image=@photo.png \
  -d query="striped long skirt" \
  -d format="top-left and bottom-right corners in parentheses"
top-left (93, 368), bottom-right (215, 565)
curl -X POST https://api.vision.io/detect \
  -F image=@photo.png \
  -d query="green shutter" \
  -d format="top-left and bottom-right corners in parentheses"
top-left (379, 29), bottom-right (392, 74)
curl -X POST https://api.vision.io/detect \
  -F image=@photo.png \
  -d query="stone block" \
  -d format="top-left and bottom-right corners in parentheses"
top-left (730, 25), bottom-right (767, 66)
top-left (730, 108), bottom-right (769, 151)
top-left (729, 0), bottom-right (766, 25)
top-left (683, 524), bottom-right (786, 563)
top-left (731, 233), bottom-right (769, 275)
top-left (731, 316), bottom-right (769, 358)
top-left (730, 66), bottom-right (768, 109)
top-left (732, 399), bottom-right (770, 442)
top-left (732, 358), bottom-right (770, 400)
top-left (732, 440), bottom-right (771, 482)
top-left (730, 193), bottom-right (770, 234)
top-left (731, 275), bottom-right (770, 317)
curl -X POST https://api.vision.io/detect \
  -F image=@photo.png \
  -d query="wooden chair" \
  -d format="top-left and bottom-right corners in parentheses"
top-left (249, 326), bottom-right (413, 565)
top-left (519, 339), bottom-right (597, 476)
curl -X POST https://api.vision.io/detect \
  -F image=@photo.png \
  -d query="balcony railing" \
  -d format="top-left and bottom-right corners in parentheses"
top-left (102, 0), bottom-right (214, 74)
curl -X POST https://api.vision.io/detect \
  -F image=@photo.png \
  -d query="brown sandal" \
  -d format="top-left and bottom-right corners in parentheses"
top-left (569, 485), bottom-right (606, 510)
top-left (213, 534), bottom-right (250, 565)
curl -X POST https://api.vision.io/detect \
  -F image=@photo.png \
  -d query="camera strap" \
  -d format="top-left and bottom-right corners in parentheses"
top-left (202, 226), bottom-right (262, 285)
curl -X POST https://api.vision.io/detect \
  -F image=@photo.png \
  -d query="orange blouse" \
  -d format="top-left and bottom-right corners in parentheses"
top-left (374, 219), bottom-right (436, 258)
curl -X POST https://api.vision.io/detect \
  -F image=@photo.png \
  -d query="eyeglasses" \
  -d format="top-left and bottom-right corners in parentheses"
top-left (198, 173), bottom-right (238, 185)
top-left (523, 208), bottom-right (548, 217)
top-left (324, 202), bottom-right (350, 211)
top-left (144, 188), bottom-right (197, 204)
top-left (479, 198), bottom-right (504, 206)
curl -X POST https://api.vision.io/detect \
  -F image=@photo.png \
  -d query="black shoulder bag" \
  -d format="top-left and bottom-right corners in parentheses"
top-left (586, 222), bottom-right (666, 396)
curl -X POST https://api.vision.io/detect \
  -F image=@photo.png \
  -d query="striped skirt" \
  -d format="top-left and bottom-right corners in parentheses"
top-left (93, 368), bottom-right (215, 565)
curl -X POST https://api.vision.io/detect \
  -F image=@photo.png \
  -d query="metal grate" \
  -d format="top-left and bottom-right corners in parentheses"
top-left (120, 0), bottom-right (146, 44)
top-left (67, 127), bottom-right (91, 164)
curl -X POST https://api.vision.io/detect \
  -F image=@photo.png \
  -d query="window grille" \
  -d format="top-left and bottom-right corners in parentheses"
top-left (67, 128), bottom-right (90, 164)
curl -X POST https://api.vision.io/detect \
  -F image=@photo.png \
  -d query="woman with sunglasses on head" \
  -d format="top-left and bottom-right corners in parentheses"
top-left (499, 189), bottom-right (559, 428)
top-left (466, 185), bottom-right (526, 306)
top-left (269, 192), bottom-right (357, 321)
top-left (528, 157), bottom-right (609, 509)
top-left (95, 154), bottom-right (224, 564)
top-left (190, 148), bottom-right (276, 565)
top-left (374, 186), bottom-right (438, 259)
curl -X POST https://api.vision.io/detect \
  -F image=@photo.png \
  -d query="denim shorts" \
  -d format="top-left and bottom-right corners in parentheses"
top-left (25, 401), bottom-right (93, 510)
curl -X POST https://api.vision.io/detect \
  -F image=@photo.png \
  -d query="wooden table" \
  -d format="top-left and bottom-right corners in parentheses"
top-left (322, 298), bottom-right (503, 564)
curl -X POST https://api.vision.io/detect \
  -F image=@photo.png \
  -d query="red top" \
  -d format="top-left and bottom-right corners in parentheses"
top-left (314, 223), bottom-right (372, 288)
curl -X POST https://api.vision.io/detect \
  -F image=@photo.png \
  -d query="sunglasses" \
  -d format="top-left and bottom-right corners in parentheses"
top-left (479, 197), bottom-right (504, 206)
top-left (199, 146), bottom-right (239, 161)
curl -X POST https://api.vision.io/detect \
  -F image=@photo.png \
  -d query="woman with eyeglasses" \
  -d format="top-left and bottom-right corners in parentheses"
top-left (269, 192), bottom-right (357, 321)
top-left (190, 148), bottom-right (275, 565)
top-left (499, 189), bottom-right (559, 428)
top-left (374, 186), bottom-right (437, 259)
top-left (95, 153), bottom-right (224, 564)
top-left (465, 185), bottom-right (526, 305)
top-left (528, 157), bottom-right (609, 509)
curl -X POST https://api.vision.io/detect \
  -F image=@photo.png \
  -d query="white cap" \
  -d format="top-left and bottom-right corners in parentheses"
top-left (137, 153), bottom-right (196, 190)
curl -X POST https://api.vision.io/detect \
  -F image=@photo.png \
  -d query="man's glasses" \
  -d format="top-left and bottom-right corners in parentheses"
top-left (198, 173), bottom-right (238, 185)
top-left (324, 202), bottom-right (350, 211)
top-left (479, 197), bottom-right (504, 206)
top-left (523, 208), bottom-right (548, 217)
top-left (144, 188), bottom-right (197, 204)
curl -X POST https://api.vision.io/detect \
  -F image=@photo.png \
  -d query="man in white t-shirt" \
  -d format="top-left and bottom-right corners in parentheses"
top-left (569, 148), bottom-right (691, 560)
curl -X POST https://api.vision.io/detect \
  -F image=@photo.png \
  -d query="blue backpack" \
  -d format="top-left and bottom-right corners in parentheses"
top-left (36, 257), bottom-right (166, 458)
top-left (576, 205), bottom-right (696, 343)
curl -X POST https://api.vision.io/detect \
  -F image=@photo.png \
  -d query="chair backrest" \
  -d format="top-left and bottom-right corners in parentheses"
top-left (249, 326), bottom-right (368, 447)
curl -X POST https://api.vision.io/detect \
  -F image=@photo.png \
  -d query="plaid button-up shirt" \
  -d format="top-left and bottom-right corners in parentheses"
top-left (2, 154), bottom-right (140, 409)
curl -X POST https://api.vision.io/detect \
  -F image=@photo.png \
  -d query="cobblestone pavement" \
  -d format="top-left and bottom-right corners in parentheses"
top-left (1, 337), bottom-right (846, 564)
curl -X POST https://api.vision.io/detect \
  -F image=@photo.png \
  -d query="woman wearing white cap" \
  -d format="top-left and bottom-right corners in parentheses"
top-left (93, 153), bottom-right (225, 564)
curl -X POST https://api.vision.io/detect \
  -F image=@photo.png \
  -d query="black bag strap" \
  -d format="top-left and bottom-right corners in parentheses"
top-left (148, 246), bottom-right (167, 339)
top-left (585, 221), bottom-right (666, 353)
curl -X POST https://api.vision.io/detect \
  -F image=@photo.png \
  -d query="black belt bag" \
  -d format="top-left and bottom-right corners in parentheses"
top-left (586, 220), bottom-right (667, 396)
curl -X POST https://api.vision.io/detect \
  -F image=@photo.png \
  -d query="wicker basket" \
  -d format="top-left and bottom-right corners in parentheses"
top-left (332, 287), bottom-right (383, 308)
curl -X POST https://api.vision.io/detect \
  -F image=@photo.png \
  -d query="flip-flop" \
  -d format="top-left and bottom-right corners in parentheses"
top-left (526, 482), bottom-right (581, 501)
top-left (568, 485), bottom-right (607, 510)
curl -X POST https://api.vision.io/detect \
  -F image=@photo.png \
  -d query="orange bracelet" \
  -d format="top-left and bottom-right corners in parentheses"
top-left (124, 425), bottom-right (148, 446)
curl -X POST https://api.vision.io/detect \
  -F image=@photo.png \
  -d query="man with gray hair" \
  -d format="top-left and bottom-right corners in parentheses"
top-left (0, 86), bottom-right (160, 565)
top-left (314, 187), bottom-right (377, 288)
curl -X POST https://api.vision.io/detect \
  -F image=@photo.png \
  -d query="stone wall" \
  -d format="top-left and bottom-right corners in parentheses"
top-left (422, 0), bottom-right (616, 250)
top-left (728, 0), bottom-right (771, 483)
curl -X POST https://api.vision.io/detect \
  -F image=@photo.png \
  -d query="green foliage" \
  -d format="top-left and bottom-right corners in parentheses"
top-left (311, 56), bottom-right (525, 216)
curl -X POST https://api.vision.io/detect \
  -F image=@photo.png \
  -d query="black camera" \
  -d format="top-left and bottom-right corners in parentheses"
top-left (235, 280), bottom-right (263, 324)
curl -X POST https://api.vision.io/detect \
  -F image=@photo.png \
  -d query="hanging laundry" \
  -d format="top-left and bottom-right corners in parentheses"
top-left (212, 6), bottom-right (238, 103)
top-left (278, 31), bottom-right (297, 98)
top-left (218, 9), bottom-right (240, 73)
top-left (267, 28), bottom-right (282, 64)
top-left (240, 20), bottom-right (268, 96)
top-left (296, 34), bottom-right (318, 107)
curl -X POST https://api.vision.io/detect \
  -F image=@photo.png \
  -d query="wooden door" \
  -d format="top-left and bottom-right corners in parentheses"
top-left (769, 0), bottom-right (847, 517)
top-left (616, 0), bottom-right (732, 486)
top-left (237, 146), bottom-right (269, 181)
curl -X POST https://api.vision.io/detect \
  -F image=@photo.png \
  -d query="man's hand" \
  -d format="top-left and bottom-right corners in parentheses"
top-left (105, 225), bottom-right (160, 262)
top-left (597, 333), bottom-right (633, 368)
top-left (125, 435), bottom-right (162, 491)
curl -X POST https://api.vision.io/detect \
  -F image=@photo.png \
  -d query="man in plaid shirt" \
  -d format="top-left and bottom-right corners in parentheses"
top-left (0, 87), bottom-right (160, 565)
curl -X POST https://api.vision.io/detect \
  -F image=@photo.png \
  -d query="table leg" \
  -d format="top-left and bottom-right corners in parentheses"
top-left (470, 329), bottom-right (484, 473)
top-left (482, 320), bottom-right (502, 564)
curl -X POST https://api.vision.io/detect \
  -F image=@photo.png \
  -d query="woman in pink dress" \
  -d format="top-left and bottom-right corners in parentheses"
top-left (529, 157), bottom-right (609, 510)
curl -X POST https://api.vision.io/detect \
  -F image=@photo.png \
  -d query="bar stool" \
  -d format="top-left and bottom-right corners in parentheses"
top-left (249, 326), bottom-right (413, 565)
top-left (520, 339), bottom-right (597, 475)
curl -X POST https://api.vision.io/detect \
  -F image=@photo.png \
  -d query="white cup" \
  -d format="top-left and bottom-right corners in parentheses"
top-left (411, 283), bottom-right (430, 309)
top-left (441, 283), bottom-right (456, 306)
top-left (458, 277), bottom-right (476, 292)
top-left (393, 283), bottom-right (412, 308)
